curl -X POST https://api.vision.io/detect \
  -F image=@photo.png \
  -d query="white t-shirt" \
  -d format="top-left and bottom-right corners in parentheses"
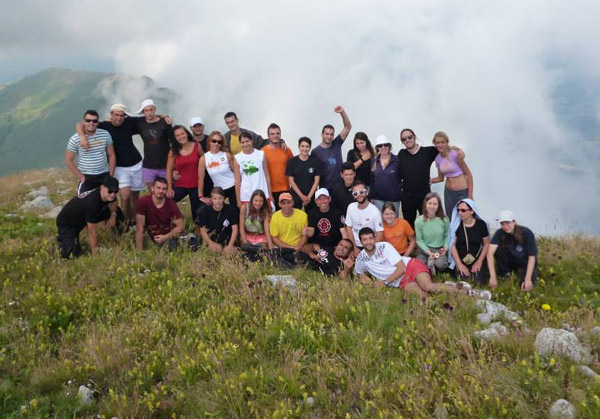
top-left (345, 202), bottom-right (384, 247)
top-left (235, 149), bottom-right (270, 201)
top-left (205, 151), bottom-right (235, 189)
top-left (354, 242), bottom-right (412, 286)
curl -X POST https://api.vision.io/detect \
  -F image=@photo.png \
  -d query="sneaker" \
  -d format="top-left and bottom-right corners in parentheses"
top-left (457, 281), bottom-right (472, 290)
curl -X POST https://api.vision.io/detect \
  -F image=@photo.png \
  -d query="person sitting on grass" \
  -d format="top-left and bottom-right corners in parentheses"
top-left (56, 175), bottom-right (122, 259)
top-left (269, 192), bottom-right (308, 267)
top-left (355, 227), bottom-right (491, 300)
top-left (303, 188), bottom-right (347, 260)
top-left (414, 192), bottom-right (449, 274)
top-left (381, 202), bottom-right (416, 256)
top-left (195, 187), bottom-right (239, 255)
top-left (309, 238), bottom-right (355, 279)
top-left (487, 210), bottom-right (538, 292)
top-left (136, 177), bottom-right (184, 251)
top-left (239, 189), bottom-right (273, 250)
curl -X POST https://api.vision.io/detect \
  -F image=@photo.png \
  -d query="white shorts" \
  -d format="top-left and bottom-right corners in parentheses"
top-left (114, 161), bottom-right (145, 191)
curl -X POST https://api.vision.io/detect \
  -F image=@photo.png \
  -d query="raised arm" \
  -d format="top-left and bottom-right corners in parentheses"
top-left (334, 105), bottom-right (352, 141)
top-left (75, 122), bottom-right (88, 150)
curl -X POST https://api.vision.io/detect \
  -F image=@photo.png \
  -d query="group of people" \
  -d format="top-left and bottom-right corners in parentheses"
top-left (56, 100), bottom-right (539, 298)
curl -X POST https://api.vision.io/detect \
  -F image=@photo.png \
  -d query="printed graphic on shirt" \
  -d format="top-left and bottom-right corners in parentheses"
top-left (327, 157), bottom-right (337, 166)
top-left (317, 248), bottom-right (330, 263)
top-left (242, 161), bottom-right (259, 176)
top-left (317, 217), bottom-right (332, 234)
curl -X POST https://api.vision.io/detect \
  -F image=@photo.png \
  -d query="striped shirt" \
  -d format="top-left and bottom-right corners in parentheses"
top-left (66, 129), bottom-right (113, 175)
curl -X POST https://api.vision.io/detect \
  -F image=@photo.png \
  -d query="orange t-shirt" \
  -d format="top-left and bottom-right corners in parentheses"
top-left (263, 145), bottom-right (293, 193)
top-left (383, 219), bottom-right (415, 254)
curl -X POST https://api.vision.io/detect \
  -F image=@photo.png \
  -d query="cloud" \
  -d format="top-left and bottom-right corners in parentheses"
top-left (2, 0), bottom-right (600, 233)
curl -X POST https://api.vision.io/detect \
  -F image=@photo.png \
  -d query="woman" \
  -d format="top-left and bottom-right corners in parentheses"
top-left (285, 137), bottom-right (321, 210)
top-left (239, 189), bottom-right (273, 250)
top-left (414, 192), bottom-right (449, 273)
top-left (233, 132), bottom-right (272, 208)
top-left (346, 132), bottom-right (374, 187)
top-left (370, 135), bottom-right (402, 215)
top-left (449, 199), bottom-right (490, 284)
top-left (382, 203), bottom-right (415, 256)
top-left (198, 131), bottom-right (239, 208)
top-left (429, 131), bottom-right (473, 218)
top-left (195, 187), bottom-right (239, 255)
top-left (487, 210), bottom-right (537, 291)
top-left (166, 125), bottom-right (203, 219)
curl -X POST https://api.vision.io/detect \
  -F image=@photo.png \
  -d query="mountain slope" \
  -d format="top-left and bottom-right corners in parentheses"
top-left (0, 68), bottom-right (177, 176)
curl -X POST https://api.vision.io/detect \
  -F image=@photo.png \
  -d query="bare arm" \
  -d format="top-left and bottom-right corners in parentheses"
top-left (166, 151), bottom-right (175, 198)
top-left (457, 158), bottom-right (474, 199)
top-left (452, 240), bottom-right (470, 276)
top-left (522, 255), bottom-right (536, 291)
top-left (429, 168), bottom-right (444, 184)
top-left (226, 225), bottom-right (238, 249)
top-left (135, 214), bottom-right (146, 250)
top-left (264, 216), bottom-right (274, 249)
top-left (228, 152), bottom-right (241, 204)
top-left (75, 122), bottom-right (88, 150)
top-left (307, 175), bottom-right (320, 202)
top-left (197, 155), bottom-right (206, 198)
top-left (487, 243), bottom-right (498, 288)
top-left (86, 222), bottom-right (99, 255)
top-left (335, 105), bottom-right (352, 141)
top-left (232, 159), bottom-right (241, 207)
top-left (239, 204), bottom-right (247, 243)
top-left (65, 150), bottom-right (84, 183)
top-left (375, 231), bottom-right (384, 242)
top-left (262, 158), bottom-right (273, 198)
top-left (288, 176), bottom-right (305, 200)
top-left (403, 234), bottom-right (416, 257)
top-left (107, 144), bottom-right (116, 176)
top-left (382, 260), bottom-right (407, 285)
top-left (471, 236), bottom-right (490, 273)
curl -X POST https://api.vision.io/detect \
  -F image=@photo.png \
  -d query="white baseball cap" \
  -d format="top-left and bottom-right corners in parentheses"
top-left (110, 103), bottom-right (127, 113)
top-left (189, 117), bottom-right (204, 126)
top-left (315, 188), bottom-right (330, 199)
top-left (137, 99), bottom-right (156, 114)
top-left (375, 135), bottom-right (391, 147)
top-left (497, 210), bottom-right (515, 223)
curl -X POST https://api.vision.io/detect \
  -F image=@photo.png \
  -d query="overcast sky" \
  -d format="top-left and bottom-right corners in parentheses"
top-left (2, 0), bottom-right (599, 234)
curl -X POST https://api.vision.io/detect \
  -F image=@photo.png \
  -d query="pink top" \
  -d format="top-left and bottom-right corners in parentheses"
top-left (435, 150), bottom-right (463, 178)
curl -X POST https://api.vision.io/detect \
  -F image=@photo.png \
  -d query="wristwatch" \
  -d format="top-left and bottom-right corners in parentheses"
top-left (383, 279), bottom-right (389, 286)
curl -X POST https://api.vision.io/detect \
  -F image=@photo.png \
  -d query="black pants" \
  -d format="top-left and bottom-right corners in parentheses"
top-left (265, 248), bottom-right (310, 268)
top-left (494, 246), bottom-right (537, 285)
top-left (401, 191), bottom-right (428, 228)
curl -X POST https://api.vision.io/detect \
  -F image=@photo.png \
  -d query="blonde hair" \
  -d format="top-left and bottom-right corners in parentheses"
top-left (432, 131), bottom-right (449, 145)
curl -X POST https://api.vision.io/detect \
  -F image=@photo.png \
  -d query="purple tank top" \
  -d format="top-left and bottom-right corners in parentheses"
top-left (435, 150), bottom-right (463, 178)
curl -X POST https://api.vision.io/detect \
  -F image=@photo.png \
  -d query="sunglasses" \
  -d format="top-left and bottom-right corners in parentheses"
top-left (457, 208), bottom-right (471, 213)
top-left (85, 119), bottom-right (99, 123)
top-left (211, 139), bottom-right (223, 144)
top-left (107, 189), bottom-right (118, 194)
top-left (376, 144), bottom-right (391, 149)
top-left (352, 189), bottom-right (367, 197)
top-left (401, 134), bottom-right (414, 142)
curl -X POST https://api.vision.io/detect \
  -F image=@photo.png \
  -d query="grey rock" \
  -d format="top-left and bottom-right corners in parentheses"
top-left (433, 404), bottom-right (448, 419)
top-left (77, 385), bottom-right (95, 405)
top-left (577, 365), bottom-right (600, 380)
top-left (27, 186), bottom-right (49, 198)
top-left (489, 322), bottom-right (509, 336)
top-left (477, 313), bottom-right (492, 325)
top-left (473, 328), bottom-right (501, 341)
top-left (476, 300), bottom-right (520, 322)
top-left (55, 179), bottom-right (67, 185)
top-left (535, 328), bottom-right (592, 364)
top-left (20, 196), bottom-right (54, 211)
top-left (41, 206), bottom-right (62, 219)
top-left (591, 326), bottom-right (600, 336)
top-left (265, 275), bottom-right (297, 289)
top-left (548, 399), bottom-right (575, 419)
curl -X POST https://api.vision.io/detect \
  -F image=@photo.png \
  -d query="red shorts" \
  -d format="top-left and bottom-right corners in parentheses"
top-left (398, 259), bottom-right (430, 289)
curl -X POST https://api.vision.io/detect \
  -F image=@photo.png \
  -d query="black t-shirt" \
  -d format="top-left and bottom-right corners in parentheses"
top-left (193, 134), bottom-right (209, 153)
top-left (346, 150), bottom-right (372, 187)
top-left (137, 118), bottom-right (172, 169)
top-left (397, 146), bottom-right (438, 196)
top-left (491, 226), bottom-right (537, 268)
top-left (196, 204), bottom-right (239, 246)
top-left (329, 179), bottom-right (355, 215)
top-left (308, 207), bottom-right (345, 247)
top-left (56, 189), bottom-right (112, 232)
top-left (455, 218), bottom-right (489, 263)
top-left (310, 247), bottom-right (344, 276)
top-left (285, 155), bottom-right (322, 201)
top-left (98, 117), bottom-right (142, 168)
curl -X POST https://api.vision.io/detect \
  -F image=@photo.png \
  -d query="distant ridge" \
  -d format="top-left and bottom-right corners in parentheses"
top-left (0, 68), bottom-right (177, 176)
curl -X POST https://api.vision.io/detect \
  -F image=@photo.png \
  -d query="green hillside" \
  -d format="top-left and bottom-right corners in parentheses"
top-left (0, 68), bottom-right (177, 176)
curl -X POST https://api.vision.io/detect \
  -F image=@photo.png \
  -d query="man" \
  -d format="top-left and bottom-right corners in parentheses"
top-left (311, 105), bottom-right (352, 189)
top-left (355, 228), bottom-right (491, 299)
top-left (65, 110), bottom-right (116, 194)
top-left (189, 116), bottom-right (212, 197)
top-left (269, 192), bottom-right (308, 266)
top-left (398, 128), bottom-right (464, 227)
top-left (345, 182), bottom-right (384, 256)
top-left (135, 177), bottom-right (184, 250)
top-left (137, 99), bottom-right (172, 190)
top-left (309, 238), bottom-right (355, 279)
top-left (487, 211), bottom-right (537, 291)
top-left (223, 111), bottom-right (267, 154)
top-left (56, 176), bottom-right (121, 258)
top-left (262, 123), bottom-right (293, 209)
top-left (304, 188), bottom-right (347, 259)
top-left (329, 162), bottom-right (357, 214)
top-left (195, 187), bottom-right (239, 255)
top-left (189, 116), bottom-right (209, 152)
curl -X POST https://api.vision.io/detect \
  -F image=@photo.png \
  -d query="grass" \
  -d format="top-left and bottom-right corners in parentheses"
top-left (1, 168), bottom-right (600, 418)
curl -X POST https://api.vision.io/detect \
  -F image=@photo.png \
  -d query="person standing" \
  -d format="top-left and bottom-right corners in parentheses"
top-left (233, 132), bottom-right (272, 207)
top-left (285, 136), bottom-right (322, 211)
top-left (65, 110), bottom-right (115, 194)
top-left (346, 132), bottom-right (374, 188)
top-left (262, 123), bottom-right (293, 209)
top-left (136, 177), bottom-right (184, 250)
top-left (223, 111), bottom-right (267, 154)
top-left (329, 162), bottom-right (357, 215)
top-left (370, 135), bottom-right (402, 215)
top-left (311, 106), bottom-right (352, 189)
top-left (136, 99), bottom-right (172, 190)
top-left (189, 116), bottom-right (213, 198)
top-left (198, 131), bottom-right (239, 208)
